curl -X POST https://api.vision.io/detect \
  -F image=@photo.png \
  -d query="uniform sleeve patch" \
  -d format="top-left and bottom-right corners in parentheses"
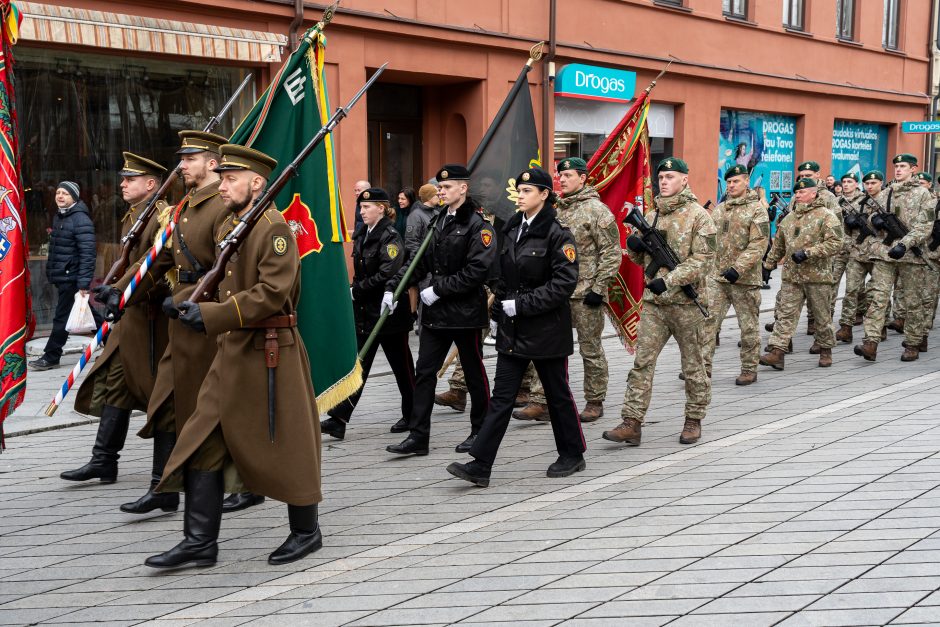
top-left (386, 243), bottom-right (399, 259)
top-left (705, 234), bottom-right (717, 252)
top-left (759, 222), bottom-right (770, 237)
top-left (273, 235), bottom-right (289, 256)
top-left (481, 229), bottom-right (494, 248)
top-left (563, 243), bottom-right (577, 262)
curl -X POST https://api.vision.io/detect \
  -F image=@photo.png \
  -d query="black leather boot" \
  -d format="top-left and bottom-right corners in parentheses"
top-left (222, 492), bottom-right (265, 513)
top-left (145, 469), bottom-right (223, 569)
top-left (60, 405), bottom-right (130, 483)
top-left (268, 504), bottom-right (323, 565)
top-left (120, 431), bottom-right (180, 513)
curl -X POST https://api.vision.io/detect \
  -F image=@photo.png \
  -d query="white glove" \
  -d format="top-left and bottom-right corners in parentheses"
top-left (380, 291), bottom-right (397, 315)
top-left (489, 319), bottom-right (498, 337)
top-left (350, 286), bottom-right (355, 301)
top-left (502, 299), bottom-right (517, 318)
top-left (420, 286), bottom-right (440, 306)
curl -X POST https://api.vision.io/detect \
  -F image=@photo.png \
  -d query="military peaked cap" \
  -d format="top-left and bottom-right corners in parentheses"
top-left (119, 152), bottom-right (166, 178)
top-left (176, 130), bottom-right (228, 155)
top-left (214, 144), bottom-right (278, 179)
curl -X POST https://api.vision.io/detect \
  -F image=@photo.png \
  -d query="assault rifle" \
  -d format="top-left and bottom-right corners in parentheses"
top-left (861, 194), bottom-right (926, 257)
top-left (624, 206), bottom-right (708, 317)
top-left (837, 196), bottom-right (876, 245)
top-left (100, 74), bottom-right (253, 285)
top-left (930, 199), bottom-right (940, 252)
top-left (769, 192), bottom-right (789, 225)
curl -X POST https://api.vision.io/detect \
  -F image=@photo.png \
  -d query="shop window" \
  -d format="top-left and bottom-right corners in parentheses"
top-left (783, 0), bottom-right (805, 30)
top-left (883, 0), bottom-right (900, 49)
top-left (836, 0), bottom-right (856, 40)
top-left (722, 0), bottom-right (747, 19)
top-left (16, 47), bottom-right (254, 329)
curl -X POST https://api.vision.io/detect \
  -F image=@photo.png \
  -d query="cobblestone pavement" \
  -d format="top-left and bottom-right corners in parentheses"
top-left (4, 278), bottom-right (940, 626)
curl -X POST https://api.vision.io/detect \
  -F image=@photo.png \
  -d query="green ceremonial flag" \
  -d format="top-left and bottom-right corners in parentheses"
top-left (230, 29), bottom-right (361, 412)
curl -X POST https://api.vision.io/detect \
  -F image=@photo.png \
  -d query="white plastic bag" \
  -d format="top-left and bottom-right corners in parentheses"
top-left (65, 292), bottom-right (97, 334)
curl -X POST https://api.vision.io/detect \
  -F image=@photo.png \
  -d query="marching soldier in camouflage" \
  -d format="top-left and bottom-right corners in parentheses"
top-left (603, 157), bottom-right (715, 446)
top-left (796, 161), bottom-right (839, 337)
top-left (854, 153), bottom-right (935, 362)
top-left (835, 171), bottom-right (879, 344)
top-left (921, 175), bottom-right (940, 328)
top-left (702, 164), bottom-right (768, 386)
top-left (515, 157), bottom-right (621, 423)
top-left (760, 178), bottom-right (843, 370)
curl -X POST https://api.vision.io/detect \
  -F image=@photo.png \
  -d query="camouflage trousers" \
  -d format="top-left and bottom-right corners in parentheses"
top-left (922, 263), bottom-right (940, 330)
top-left (863, 261), bottom-right (931, 345)
top-left (703, 279), bottom-right (762, 374)
top-left (621, 302), bottom-right (711, 423)
top-left (838, 259), bottom-right (874, 327)
top-left (829, 253), bottom-right (849, 316)
top-left (531, 299), bottom-right (608, 404)
top-left (768, 282), bottom-right (835, 350)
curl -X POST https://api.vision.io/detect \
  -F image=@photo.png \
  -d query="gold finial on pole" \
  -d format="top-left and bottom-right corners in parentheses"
top-left (320, 0), bottom-right (340, 27)
top-left (527, 41), bottom-right (546, 67)
top-left (645, 56), bottom-right (677, 94)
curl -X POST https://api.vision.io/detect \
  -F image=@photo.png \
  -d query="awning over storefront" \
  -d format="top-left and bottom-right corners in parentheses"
top-left (18, 2), bottom-right (287, 63)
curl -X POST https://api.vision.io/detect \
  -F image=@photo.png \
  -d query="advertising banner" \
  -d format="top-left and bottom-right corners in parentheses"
top-left (831, 121), bottom-right (888, 179)
top-left (718, 110), bottom-right (796, 201)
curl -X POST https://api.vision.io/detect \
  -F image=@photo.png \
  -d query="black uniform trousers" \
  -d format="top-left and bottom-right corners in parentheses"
top-left (470, 353), bottom-right (585, 467)
top-left (333, 331), bottom-right (416, 422)
top-left (410, 327), bottom-right (489, 442)
top-left (42, 283), bottom-right (104, 363)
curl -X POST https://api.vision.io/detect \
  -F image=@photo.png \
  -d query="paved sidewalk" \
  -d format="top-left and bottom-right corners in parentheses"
top-left (5, 278), bottom-right (940, 625)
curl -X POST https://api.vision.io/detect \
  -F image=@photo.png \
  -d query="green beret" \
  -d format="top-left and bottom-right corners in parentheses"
top-left (863, 170), bottom-right (884, 182)
top-left (724, 164), bottom-right (748, 180)
top-left (657, 157), bottom-right (688, 174)
top-left (840, 172), bottom-right (859, 182)
top-left (797, 161), bottom-right (820, 173)
top-left (558, 157), bottom-right (587, 173)
top-left (793, 177), bottom-right (818, 192)
top-left (918, 172), bottom-right (932, 181)
top-left (893, 153), bottom-right (917, 165)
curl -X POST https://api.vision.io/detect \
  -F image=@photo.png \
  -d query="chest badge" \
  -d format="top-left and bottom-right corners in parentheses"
top-left (273, 235), bottom-right (288, 256)
top-left (562, 243), bottom-right (577, 262)
top-left (481, 229), bottom-right (494, 248)
top-left (386, 243), bottom-right (399, 259)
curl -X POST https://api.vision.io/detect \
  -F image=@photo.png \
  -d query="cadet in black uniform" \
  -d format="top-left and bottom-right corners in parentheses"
top-left (320, 188), bottom-right (415, 440)
top-left (385, 164), bottom-right (497, 456)
top-left (447, 167), bottom-right (586, 487)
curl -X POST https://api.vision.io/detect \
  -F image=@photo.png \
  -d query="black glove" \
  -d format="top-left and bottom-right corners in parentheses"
top-left (178, 300), bottom-right (206, 333)
top-left (583, 290), bottom-right (604, 307)
top-left (491, 300), bottom-right (504, 317)
top-left (791, 250), bottom-right (808, 264)
top-left (647, 277), bottom-right (668, 295)
top-left (870, 213), bottom-right (886, 231)
top-left (161, 296), bottom-right (180, 319)
top-left (888, 243), bottom-right (907, 260)
top-left (843, 213), bottom-right (859, 230)
top-left (351, 281), bottom-right (363, 301)
top-left (930, 221), bottom-right (940, 251)
top-left (721, 267), bottom-right (740, 284)
top-left (98, 287), bottom-right (123, 323)
top-left (626, 234), bottom-right (649, 254)
top-left (91, 284), bottom-right (113, 302)
top-left (762, 266), bottom-right (773, 283)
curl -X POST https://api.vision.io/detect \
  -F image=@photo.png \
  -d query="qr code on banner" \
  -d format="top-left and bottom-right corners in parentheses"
top-left (770, 171), bottom-right (781, 190)
top-left (781, 171), bottom-right (793, 190)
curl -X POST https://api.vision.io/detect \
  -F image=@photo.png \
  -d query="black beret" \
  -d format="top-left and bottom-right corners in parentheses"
top-left (358, 187), bottom-right (390, 204)
top-left (436, 164), bottom-right (470, 181)
top-left (516, 167), bottom-right (553, 191)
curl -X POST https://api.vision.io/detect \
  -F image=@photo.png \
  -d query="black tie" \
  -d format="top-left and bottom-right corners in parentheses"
top-left (517, 221), bottom-right (528, 244)
top-left (442, 214), bottom-right (452, 230)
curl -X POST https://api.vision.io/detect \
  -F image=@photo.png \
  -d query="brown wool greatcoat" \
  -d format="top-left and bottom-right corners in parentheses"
top-left (158, 207), bottom-right (322, 506)
top-left (75, 200), bottom-right (171, 415)
top-left (117, 182), bottom-right (229, 436)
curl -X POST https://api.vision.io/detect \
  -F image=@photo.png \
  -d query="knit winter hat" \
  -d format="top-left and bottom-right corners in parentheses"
top-left (57, 181), bottom-right (80, 202)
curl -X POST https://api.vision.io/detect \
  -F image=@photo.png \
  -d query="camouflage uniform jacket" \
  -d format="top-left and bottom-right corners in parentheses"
top-left (627, 186), bottom-right (717, 306)
top-left (764, 195), bottom-right (842, 284)
top-left (711, 188), bottom-right (769, 287)
top-left (868, 179), bottom-right (935, 265)
top-left (928, 191), bottom-right (940, 262)
top-left (555, 184), bottom-right (621, 300)
top-left (839, 189), bottom-right (870, 261)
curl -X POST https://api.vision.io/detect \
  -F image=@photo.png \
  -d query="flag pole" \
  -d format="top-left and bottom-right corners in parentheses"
top-left (644, 57), bottom-right (675, 95)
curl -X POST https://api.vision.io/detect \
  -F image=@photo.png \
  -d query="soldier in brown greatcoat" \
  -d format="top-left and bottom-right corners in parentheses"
top-left (102, 131), bottom-right (253, 515)
top-left (144, 144), bottom-right (322, 570)
top-left (62, 153), bottom-right (171, 484)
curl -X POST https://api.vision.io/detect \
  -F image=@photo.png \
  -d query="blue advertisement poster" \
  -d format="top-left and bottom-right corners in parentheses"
top-left (831, 121), bottom-right (888, 180)
top-left (718, 110), bottom-right (797, 201)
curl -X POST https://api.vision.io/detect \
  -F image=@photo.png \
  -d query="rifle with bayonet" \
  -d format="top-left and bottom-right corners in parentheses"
top-left (100, 74), bottom-right (253, 286)
top-left (181, 64), bottom-right (387, 442)
top-left (623, 206), bottom-right (708, 317)
top-left (838, 196), bottom-right (876, 245)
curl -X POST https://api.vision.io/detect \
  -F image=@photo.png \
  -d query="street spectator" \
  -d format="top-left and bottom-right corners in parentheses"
top-left (353, 179), bottom-right (370, 228)
top-left (396, 187), bottom-right (416, 237)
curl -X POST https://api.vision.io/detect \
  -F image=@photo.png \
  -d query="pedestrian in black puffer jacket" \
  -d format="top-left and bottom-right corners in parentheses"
top-left (30, 181), bottom-right (101, 370)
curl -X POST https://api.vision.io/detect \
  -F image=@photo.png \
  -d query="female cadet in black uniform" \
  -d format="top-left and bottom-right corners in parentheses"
top-left (320, 188), bottom-right (415, 440)
top-left (446, 167), bottom-right (586, 487)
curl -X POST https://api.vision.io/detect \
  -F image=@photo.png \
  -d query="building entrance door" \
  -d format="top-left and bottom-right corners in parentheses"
top-left (367, 83), bottom-right (423, 197)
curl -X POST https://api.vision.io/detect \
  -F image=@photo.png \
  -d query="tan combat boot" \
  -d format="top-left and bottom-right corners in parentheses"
top-left (434, 389), bottom-right (467, 412)
top-left (759, 347), bottom-right (785, 370)
top-left (735, 371), bottom-right (757, 386)
top-left (809, 341), bottom-right (821, 355)
top-left (512, 402), bottom-right (550, 422)
top-left (580, 401), bottom-right (604, 423)
top-left (602, 418), bottom-right (642, 446)
top-left (853, 340), bottom-right (878, 361)
top-left (679, 418), bottom-right (701, 444)
top-left (835, 325), bottom-right (853, 343)
top-left (818, 347), bottom-right (832, 368)
top-left (514, 387), bottom-right (530, 408)
top-left (901, 344), bottom-right (920, 362)
top-left (887, 318), bottom-right (905, 333)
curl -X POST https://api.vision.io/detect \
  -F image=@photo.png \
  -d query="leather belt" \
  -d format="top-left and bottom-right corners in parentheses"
top-left (176, 269), bottom-right (205, 284)
top-left (244, 313), bottom-right (297, 329)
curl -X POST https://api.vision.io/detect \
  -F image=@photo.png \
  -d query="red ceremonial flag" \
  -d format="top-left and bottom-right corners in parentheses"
top-left (0, 0), bottom-right (29, 448)
top-left (584, 90), bottom-right (653, 352)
